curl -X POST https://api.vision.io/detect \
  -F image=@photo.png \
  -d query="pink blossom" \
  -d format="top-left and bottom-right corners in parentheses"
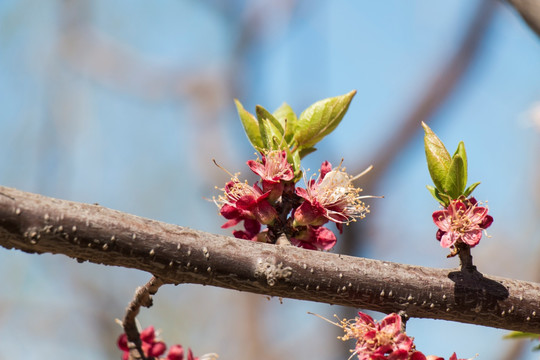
top-left (167, 345), bottom-right (185, 360)
top-left (166, 344), bottom-right (200, 360)
top-left (247, 150), bottom-right (294, 183)
top-left (432, 198), bottom-right (493, 249)
top-left (448, 353), bottom-right (469, 360)
top-left (290, 225), bottom-right (337, 251)
top-left (294, 161), bottom-right (371, 228)
top-left (247, 150), bottom-right (294, 201)
top-left (411, 352), bottom-right (469, 360)
top-left (216, 179), bottom-right (277, 227)
top-left (232, 218), bottom-right (262, 241)
top-left (117, 326), bottom-right (167, 360)
top-left (339, 312), bottom-right (415, 360)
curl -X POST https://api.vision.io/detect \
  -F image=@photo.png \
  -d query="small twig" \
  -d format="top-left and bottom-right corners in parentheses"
top-left (122, 276), bottom-right (166, 360)
top-left (398, 310), bottom-right (409, 333)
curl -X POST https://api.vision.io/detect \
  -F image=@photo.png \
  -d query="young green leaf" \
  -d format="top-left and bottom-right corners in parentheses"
top-left (294, 90), bottom-right (356, 149)
top-left (256, 105), bottom-right (284, 136)
top-left (273, 102), bottom-right (297, 144)
top-left (291, 150), bottom-right (302, 181)
top-left (422, 122), bottom-right (451, 192)
top-left (298, 146), bottom-right (317, 159)
top-left (258, 117), bottom-right (285, 151)
top-left (426, 185), bottom-right (448, 206)
top-left (453, 141), bottom-right (468, 188)
top-left (235, 99), bottom-right (264, 150)
top-left (443, 154), bottom-right (465, 198)
top-left (463, 181), bottom-right (481, 197)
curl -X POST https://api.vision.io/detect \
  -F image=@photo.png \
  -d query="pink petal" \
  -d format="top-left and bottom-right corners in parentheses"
top-left (314, 227), bottom-right (336, 251)
top-left (379, 313), bottom-right (401, 335)
top-left (432, 210), bottom-right (451, 231)
top-left (462, 229), bottom-right (482, 246)
top-left (247, 159), bottom-right (265, 178)
top-left (388, 349), bottom-right (410, 360)
top-left (221, 218), bottom-right (242, 229)
top-left (410, 352), bottom-right (427, 360)
top-left (480, 214), bottom-right (493, 229)
top-left (295, 186), bottom-right (309, 199)
top-left (469, 206), bottom-right (488, 223)
top-left (320, 161), bottom-right (332, 180)
top-left (167, 345), bottom-right (184, 360)
top-left (356, 312), bottom-right (376, 327)
top-left (440, 232), bottom-right (457, 248)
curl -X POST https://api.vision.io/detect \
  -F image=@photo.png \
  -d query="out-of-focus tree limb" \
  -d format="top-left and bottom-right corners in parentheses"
top-left (342, 0), bottom-right (497, 257)
top-left (0, 185), bottom-right (539, 333)
top-left (505, 0), bottom-right (540, 37)
top-left (355, 0), bottom-right (498, 193)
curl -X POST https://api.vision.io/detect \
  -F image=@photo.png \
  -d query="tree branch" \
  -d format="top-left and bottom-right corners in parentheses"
top-left (0, 185), bottom-right (539, 333)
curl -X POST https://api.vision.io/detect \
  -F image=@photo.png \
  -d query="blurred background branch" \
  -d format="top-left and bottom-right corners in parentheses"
top-left (505, 0), bottom-right (540, 37)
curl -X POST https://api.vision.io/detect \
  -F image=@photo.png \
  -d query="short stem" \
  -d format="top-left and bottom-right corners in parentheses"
top-left (397, 310), bottom-right (409, 333)
top-left (457, 244), bottom-right (476, 272)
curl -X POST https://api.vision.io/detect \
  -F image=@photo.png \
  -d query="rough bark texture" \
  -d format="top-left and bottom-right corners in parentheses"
top-left (0, 185), bottom-right (539, 333)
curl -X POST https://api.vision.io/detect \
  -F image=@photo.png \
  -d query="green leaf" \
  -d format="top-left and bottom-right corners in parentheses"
top-left (256, 105), bottom-right (288, 151)
top-left (422, 122), bottom-right (451, 193)
top-left (443, 154), bottom-right (465, 198)
top-left (463, 181), bottom-right (481, 197)
top-left (503, 331), bottom-right (540, 340)
top-left (298, 146), bottom-right (317, 159)
top-left (256, 105), bottom-right (284, 136)
top-left (291, 150), bottom-right (302, 181)
top-left (258, 117), bottom-right (285, 151)
top-left (235, 99), bottom-right (264, 150)
top-left (295, 90), bottom-right (356, 149)
top-left (426, 185), bottom-right (448, 206)
top-left (453, 141), bottom-right (468, 187)
top-left (273, 103), bottom-right (297, 144)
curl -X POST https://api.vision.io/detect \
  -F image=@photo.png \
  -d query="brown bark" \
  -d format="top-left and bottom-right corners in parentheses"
top-left (0, 185), bottom-right (539, 333)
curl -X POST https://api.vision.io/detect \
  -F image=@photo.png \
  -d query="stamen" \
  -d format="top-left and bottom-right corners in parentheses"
top-left (351, 164), bottom-right (373, 181)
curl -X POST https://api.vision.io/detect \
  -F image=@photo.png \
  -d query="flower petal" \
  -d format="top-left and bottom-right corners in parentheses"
top-left (462, 229), bottom-right (482, 246)
top-left (432, 210), bottom-right (451, 231)
top-left (440, 232), bottom-right (457, 248)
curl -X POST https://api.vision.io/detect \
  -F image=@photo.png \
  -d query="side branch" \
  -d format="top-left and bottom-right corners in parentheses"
top-left (0, 186), bottom-right (539, 333)
top-left (123, 276), bottom-right (166, 360)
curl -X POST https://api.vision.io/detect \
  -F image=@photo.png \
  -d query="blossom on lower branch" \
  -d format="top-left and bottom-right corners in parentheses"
top-left (339, 312), bottom-right (420, 360)
top-left (117, 326), bottom-right (202, 360)
top-left (318, 311), bottom-right (471, 360)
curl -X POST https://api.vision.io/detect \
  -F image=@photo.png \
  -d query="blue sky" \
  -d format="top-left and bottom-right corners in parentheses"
top-left (0, 1), bottom-right (539, 359)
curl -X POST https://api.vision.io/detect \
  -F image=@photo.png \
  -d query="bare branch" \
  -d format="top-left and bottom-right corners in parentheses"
top-left (0, 185), bottom-right (539, 333)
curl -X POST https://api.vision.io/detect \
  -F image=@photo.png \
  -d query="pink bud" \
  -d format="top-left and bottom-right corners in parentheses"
top-left (167, 344), bottom-right (185, 360)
